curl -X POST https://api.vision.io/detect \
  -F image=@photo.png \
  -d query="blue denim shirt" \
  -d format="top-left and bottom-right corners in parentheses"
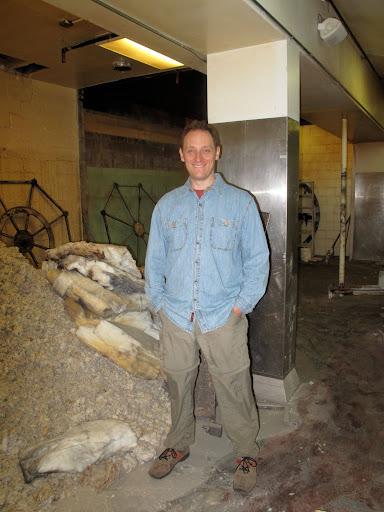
top-left (145, 173), bottom-right (269, 333)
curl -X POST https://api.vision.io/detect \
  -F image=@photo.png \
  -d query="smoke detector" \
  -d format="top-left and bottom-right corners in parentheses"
top-left (317, 17), bottom-right (347, 46)
top-left (112, 57), bottom-right (132, 72)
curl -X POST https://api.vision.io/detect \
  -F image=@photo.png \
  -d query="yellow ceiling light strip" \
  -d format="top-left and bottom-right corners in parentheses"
top-left (99, 38), bottom-right (183, 70)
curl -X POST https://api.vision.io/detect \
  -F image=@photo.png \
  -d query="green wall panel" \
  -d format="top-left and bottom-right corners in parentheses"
top-left (87, 167), bottom-right (186, 266)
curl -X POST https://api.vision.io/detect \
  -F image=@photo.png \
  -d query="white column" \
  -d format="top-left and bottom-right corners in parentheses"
top-left (207, 39), bottom-right (300, 124)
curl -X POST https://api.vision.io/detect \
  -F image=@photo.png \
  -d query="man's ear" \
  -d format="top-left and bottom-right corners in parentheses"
top-left (215, 145), bottom-right (221, 160)
top-left (179, 147), bottom-right (185, 162)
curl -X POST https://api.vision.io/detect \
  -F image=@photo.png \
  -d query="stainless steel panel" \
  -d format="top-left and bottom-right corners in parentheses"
top-left (219, 119), bottom-right (288, 256)
top-left (284, 118), bottom-right (299, 375)
top-left (215, 118), bottom-right (299, 379)
top-left (353, 172), bottom-right (384, 261)
top-left (249, 255), bottom-right (286, 377)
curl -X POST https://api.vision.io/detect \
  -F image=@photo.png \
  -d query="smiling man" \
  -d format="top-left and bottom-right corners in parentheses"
top-left (179, 126), bottom-right (220, 186)
top-left (145, 120), bottom-right (269, 493)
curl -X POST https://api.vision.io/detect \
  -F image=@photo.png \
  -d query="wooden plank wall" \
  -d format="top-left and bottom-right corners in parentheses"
top-left (84, 110), bottom-right (184, 171)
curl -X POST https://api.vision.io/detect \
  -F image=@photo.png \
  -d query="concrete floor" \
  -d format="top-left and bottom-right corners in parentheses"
top-left (53, 406), bottom-right (299, 512)
top-left (53, 259), bottom-right (384, 512)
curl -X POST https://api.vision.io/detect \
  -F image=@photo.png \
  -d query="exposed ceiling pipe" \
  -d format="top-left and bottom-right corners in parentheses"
top-left (338, 117), bottom-right (347, 287)
top-left (61, 32), bottom-right (117, 63)
top-left (244, 0), bottom-right (384, 135)
top-left (89, 0), bottom-right (206, 64)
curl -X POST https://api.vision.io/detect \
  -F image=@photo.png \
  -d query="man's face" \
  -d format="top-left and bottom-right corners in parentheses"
top-left (179, 129), bottom-right (220, 186)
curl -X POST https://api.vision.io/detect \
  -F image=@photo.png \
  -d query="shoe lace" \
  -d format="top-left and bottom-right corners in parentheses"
top-left (236, 457), bottom-right (257, 473)
top-left (159, 448), bottom-right (178, 460)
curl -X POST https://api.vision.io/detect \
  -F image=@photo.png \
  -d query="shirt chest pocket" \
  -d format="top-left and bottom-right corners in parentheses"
top-left (166, 219), bottom-right (187, 251)
top-left (210, 217), bottom-right (238, 251)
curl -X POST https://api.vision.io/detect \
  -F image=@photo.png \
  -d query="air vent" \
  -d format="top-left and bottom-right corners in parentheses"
top-left (14, 63), bottom-right (48, 75)
top-left (0, 52), bottom-right (25, 69)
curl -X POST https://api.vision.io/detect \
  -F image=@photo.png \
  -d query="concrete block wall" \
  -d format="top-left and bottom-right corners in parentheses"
top-left (0, 70), bottom-right (81, 249)
top-left (299, 125), bottom-right (353, 256)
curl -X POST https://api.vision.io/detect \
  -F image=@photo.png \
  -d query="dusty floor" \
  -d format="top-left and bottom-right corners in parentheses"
top-left (49, 259), bottom-right (384, 512)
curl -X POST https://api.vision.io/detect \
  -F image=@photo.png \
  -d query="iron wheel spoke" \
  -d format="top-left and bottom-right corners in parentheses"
top-left (116, 186), bottom-right (135, 221)
top-left (104, 212), bottom-right (134, 228)
top-left (9, 216), bottom-right (20, 233)
top-left (24, 212), bottom-right (30, 231)
top-left (28, 250), bottom-right (38, 267)
top-left (33, 243), bottom-right (50, 250)
top-left (31, 225), bottom-right (46, 237)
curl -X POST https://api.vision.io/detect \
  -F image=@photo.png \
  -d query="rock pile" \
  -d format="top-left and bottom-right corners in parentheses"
top-left (43, 242), bottom-right (161, 379)
top-left (0, 243), bottom-right (170, 511)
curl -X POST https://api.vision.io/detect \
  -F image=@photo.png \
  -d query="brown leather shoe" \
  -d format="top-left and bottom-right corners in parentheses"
top-left (148, 448), bottom-right (190, 479)
top-left (233, 456), bottom-right (257, 493)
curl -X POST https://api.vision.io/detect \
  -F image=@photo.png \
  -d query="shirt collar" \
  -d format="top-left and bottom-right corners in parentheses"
top-left (184, 173), bottom-right (224, 195)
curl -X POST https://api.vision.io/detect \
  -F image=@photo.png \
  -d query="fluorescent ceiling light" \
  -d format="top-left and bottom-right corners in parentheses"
top-left (99, 38), bottom-right (183, 70)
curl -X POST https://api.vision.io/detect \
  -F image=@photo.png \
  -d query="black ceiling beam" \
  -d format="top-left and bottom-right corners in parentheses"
top-left (61, 32), bottom-right (117, 63)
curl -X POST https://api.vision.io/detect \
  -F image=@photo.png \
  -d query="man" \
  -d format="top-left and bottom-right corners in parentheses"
top-left (145, 120), bottom-right (269, 493)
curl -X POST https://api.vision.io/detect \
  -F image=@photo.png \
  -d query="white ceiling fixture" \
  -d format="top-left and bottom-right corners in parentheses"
top-left (317, 16), bottom-right (348, 46)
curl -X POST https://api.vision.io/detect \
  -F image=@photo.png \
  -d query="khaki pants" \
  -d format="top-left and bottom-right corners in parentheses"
top-left (159, 310), bottom-right (260, 458)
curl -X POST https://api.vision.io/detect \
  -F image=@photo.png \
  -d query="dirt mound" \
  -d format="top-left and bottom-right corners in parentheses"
top-left (0, 244), bottom-right (170, 511)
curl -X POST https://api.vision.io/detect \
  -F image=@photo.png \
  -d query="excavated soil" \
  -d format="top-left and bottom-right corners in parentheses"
top-left (0, 244), bottom-right (171, 511)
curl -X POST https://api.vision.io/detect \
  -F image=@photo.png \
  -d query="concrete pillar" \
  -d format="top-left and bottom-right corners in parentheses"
top-left (208, 40), bottom-right (300, 403)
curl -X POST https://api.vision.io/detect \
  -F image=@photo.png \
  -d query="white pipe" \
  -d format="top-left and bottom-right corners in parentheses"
top-left (339, 117), bottom-right (347, 287)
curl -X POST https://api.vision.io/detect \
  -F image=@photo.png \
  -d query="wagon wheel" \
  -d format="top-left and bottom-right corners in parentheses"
top-left (299, 183), bottom-right (320, 245)
top-left (101, 183), bottom-right (156, 267)
top-left (0, 206), bottom-right (55, 267)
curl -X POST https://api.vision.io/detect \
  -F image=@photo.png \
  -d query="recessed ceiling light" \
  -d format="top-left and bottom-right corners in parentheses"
top-left (98, 37), bottom-right (183, 70)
